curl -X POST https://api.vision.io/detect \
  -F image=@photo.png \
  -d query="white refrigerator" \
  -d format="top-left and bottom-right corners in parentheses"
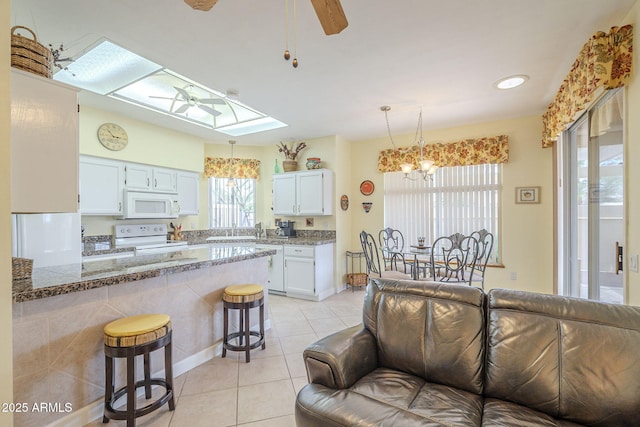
top-left (11, 213), bottom-right (82, 268)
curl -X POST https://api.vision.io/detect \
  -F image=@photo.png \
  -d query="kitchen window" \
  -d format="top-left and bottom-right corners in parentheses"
top-left (384, 164), bottom-right (502, 263)
top-left (209, 177), bottom-right (256, 228)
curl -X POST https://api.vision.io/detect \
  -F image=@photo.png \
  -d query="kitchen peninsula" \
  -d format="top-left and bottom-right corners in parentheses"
top-left (12, 244), bottom-right (274, 427)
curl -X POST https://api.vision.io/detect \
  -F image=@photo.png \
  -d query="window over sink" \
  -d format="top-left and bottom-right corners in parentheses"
top-left (209, 177), bottom-right (255, 228)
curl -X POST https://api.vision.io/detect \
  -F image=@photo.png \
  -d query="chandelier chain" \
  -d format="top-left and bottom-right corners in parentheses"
top-left (383, 107), bottom-right (397, 149)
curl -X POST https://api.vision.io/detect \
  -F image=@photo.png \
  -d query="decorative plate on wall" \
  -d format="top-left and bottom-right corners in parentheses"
top-left (340, 195), bottom-right (349, 211)
top-left (360, 180), bottom-right (375, 196)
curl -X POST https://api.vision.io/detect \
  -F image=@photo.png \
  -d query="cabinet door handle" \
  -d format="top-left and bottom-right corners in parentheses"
top-left (154, 178), bottom-right (158, 188)
top-left (118, 202), bottom-right (122, 212)
top-left (147, 177), bottom-right (150, 187)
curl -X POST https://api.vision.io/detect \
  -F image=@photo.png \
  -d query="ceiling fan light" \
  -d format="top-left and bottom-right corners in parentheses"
top-left (427, 165), bottom-right (439, 174)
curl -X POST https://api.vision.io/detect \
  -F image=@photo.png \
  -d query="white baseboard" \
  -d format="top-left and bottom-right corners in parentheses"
top-left (47, 319), bottom-right (271, 427)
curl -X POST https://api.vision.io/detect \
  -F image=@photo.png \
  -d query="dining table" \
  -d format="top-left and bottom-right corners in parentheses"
top-left (403, 245), bottom-right (433, 280)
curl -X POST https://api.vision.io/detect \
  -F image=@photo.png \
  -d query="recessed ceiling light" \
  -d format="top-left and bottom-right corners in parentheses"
top-left (495, 75), bottom-right (529, 90)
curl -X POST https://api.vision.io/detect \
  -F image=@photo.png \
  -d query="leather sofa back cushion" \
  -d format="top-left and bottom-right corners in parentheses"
top-left (365, 279), bottom-right (485, 394)
top-left (486, 289), bottom-right (640, 426)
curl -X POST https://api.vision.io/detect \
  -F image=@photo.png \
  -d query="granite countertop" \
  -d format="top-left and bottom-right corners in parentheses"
top-left (83, 235), bottom-right (336, 257)
top-left (13, 246), bottom-right (276, 303)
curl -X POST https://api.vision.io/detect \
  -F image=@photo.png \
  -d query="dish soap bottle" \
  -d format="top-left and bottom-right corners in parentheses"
top-left (274, 159), bottom-right (280, 174)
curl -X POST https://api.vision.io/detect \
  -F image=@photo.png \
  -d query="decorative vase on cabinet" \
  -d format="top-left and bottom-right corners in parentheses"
top-left (282, 160), bottom-right (298, 172)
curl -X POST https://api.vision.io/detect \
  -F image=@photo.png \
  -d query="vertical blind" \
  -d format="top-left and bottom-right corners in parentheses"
top-left (384, 164), bottom-right (501, 262)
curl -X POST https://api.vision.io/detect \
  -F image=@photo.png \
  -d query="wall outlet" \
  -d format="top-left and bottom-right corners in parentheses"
top-left (190, 222), bottom-right (196, 230)
top-left (510, 271), bottom-right (517, 281)
top-left (630, 254), bottom-right (639, 273)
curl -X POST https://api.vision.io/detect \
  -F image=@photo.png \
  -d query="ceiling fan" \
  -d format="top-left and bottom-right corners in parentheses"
top-left (150, 85), bottom-right (226, 116)
top-left (183, 0), bottom-right (348, 35)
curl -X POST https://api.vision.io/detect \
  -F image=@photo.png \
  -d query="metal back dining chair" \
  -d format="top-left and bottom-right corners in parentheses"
top-left (469, 229), bottom-right (494, 289)
top-left (360, 231), bottom-right (412, 280)
top-left (430, 233), bottom-right (480, 286)
top-left (378, 227), bottom-right (413, 275)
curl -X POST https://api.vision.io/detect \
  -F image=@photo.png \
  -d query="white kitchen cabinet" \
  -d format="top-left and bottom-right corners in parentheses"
top-left (124, 163), bottom-right (152, 191)
top-left (272, 169), bottom-right (333, 216)
top-left (153, 167), bottom-right (177, 192)
top-left (124, 163), bottom-right (177, 193)
top-left (257, 244), bottom-right (285, 293)
top-left (284, 243), bottom-right (334, 301)
top-left (79, 156), bottom-right (125, 215)
top-left (10, 69), bottom-right (79, 213)
top-left (176, 171), bottom-right (200, 215)
top-left (272, 174), bottom-right (297, 215)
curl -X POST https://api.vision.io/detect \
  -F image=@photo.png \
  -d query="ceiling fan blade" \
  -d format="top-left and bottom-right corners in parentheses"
top-left (310, 0), bottom-right (348, 35)
top-left (184, 0), bottom-right (218, 11)
top-left (149, 95), bottom-right (178, 100)
top-left (174, 86), bottom-right (191, 100)
top-left (198, 104), bottom-right (222, 116)
top-left (198, 98), bottom-right (226, 105)
top-left (174, 104), bottom-right (190, 114)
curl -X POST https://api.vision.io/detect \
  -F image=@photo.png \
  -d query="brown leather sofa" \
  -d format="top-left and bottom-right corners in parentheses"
top-left (296, 278), bottom-right (640, 426)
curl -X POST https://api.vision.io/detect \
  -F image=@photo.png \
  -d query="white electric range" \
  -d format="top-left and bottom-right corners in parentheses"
top-left (114, 224), bottom-right (188, 255)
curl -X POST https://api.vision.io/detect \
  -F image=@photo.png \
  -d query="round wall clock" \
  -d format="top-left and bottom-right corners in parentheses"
top-left (360, 180), bottom-right (375, 196)
top-left (97, 122), bottom-right (128, 151)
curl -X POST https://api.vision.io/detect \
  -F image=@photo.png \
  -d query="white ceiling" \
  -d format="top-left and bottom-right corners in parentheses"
top-left (10, 0), bottom-right (636, 146)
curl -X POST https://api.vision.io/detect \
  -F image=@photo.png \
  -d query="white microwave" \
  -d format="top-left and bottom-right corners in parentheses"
top-left (121, 191), bottom-right (180, 219)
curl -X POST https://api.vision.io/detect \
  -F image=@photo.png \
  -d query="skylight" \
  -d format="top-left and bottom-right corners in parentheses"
top-left (53, 39), bottom-right (287, 136)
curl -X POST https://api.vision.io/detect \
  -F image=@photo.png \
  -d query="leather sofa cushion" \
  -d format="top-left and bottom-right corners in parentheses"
top-left (296, 368), bottom-right (483, 426)
top-left (486, 289), bottom-right (640, 426)
top-left (482, 398), bottom-right (585, 427)
top-left (365, 279), bottom-right (486, 394)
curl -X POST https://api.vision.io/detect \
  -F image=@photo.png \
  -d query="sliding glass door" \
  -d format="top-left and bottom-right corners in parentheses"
top-left (560, 89), bottom-right (624, 303)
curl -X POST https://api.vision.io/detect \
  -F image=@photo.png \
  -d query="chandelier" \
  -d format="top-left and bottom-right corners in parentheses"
top-left (381, 106), bottom-right (439, 181)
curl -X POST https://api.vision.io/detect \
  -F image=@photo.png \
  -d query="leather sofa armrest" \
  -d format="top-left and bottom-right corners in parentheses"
top-left (303, 324), bottom-right (378, 389)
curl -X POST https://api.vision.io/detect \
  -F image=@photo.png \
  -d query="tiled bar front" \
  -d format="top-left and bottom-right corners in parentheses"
top-left (12, 257), bottom-right (269, 427)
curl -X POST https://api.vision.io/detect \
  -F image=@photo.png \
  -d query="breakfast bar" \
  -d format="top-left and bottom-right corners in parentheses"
top-left (12, 245), bottom-right (274, 427)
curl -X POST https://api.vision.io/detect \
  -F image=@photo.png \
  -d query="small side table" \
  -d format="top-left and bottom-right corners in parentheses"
top-left (346, 250), bottom-right (368, 291)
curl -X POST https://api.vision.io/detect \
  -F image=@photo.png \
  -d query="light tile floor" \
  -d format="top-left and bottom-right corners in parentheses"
top-left (85, 287), bottom-right (366, 427)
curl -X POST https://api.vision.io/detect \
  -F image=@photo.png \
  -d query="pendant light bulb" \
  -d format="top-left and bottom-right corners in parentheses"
top-left (292, 58), bottom-right (299, 68)
top-left (284, 50), bottom-right (291, 60)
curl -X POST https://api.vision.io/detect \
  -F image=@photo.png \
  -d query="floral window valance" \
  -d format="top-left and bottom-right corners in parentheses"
top-left (542, 25), bottom-right (633, 148)
top-left (204, 157), bottom-right (261, 180)
top-left (377, 135), bottom-right (508, 173)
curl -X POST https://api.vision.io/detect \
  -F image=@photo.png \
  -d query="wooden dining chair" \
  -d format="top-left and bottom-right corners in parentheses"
top-left (469, 229), bottom-right (494, 289)
top-left (360, 231), bottom-right (412, 280)
top-left (429, 233), bottom-right (480, 286)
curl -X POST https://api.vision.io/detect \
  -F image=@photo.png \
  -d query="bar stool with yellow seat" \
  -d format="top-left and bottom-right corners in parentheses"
top-left (222, 284), bottom-right (266, 362)
top-left (103, 313), bottom-right (175, 426)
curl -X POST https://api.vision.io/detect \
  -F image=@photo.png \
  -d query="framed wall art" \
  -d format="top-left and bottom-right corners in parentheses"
top-left (515, 186), bottom-right (540, 204)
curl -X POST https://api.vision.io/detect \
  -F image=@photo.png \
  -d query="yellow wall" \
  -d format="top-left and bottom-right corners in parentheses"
top-left (349, 115), bottom-right (554, 295)
top-left (2, 0), bottom-right (14, 424)
top-left (624, 2), bottom-right (640, 306)
top-left (80, 106), bottom-right (204, 171)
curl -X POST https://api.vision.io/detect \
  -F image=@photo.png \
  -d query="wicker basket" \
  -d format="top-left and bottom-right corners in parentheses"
top-left (347, 272), bottom-right (368, 287)
top-left (11, 26), bottom-right (53, 78)
top-left (12, 257), bottom-right (33, 280)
